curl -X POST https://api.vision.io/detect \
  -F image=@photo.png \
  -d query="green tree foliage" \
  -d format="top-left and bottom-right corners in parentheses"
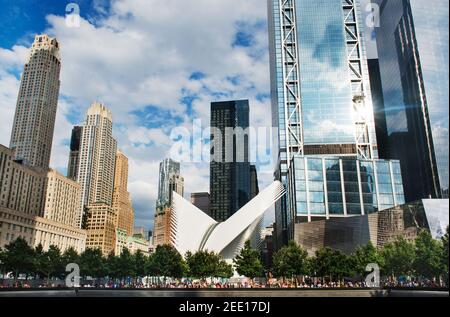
top-left (117, 248), bottom-right (135, 281)
top-left (1, 237), bottom-right (35, 281)
top-left (0, 247), bottom-right (5, 274)
top-left (133, 250), bottom-right (147, 278)
top-left (147, 245), bottom-right (186, 278)
top-left (352, 242), bottom-right (383, 277)
top-left (413, 230), bottom-right (444, 279)
top-left (313, 247), bottom-right (353, 281)
top-left (442, 226), bottom-right (449, 278)
top-left (105, 251), bottom-right (120, 281)
top-left (185, 250), bottom-right (233, 279)
top-left (272, 241), bottom-right (310, 278)
top-left (61, 247), bottom-right (79, 268)
top-left (381, 237), bottom-right (415, 278)
top-left (39, 245), bottom-right (63, 284)
top-left (79, 248), bottom-right (106, 279)
top-left (233, 241), bottom-right (264, 279)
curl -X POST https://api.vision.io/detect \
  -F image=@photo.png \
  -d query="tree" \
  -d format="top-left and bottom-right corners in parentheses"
top-left (413, 230), bottom-right (443, 280)
top-left (352, 242), bottom-right (383, 278)
top-left (133, 250), bottom-right (147, 279)
top-left (1, 237), bottom-right (35, 282)
top-left (233, 241), bottom-right (264, 280)
top-left (33, 243), bottom-right (45, 279)
top-left (272, 240), bottom-right (310, 278)
top-left (39, 245), bottom-right (63, 285)
top-left (186, 250), bottom-right (233, 279)
top-left (105, 251), bottom-right (120, 282)
top-left (117, 248), bottom-right (134, 282)
top-left (442, 226), bottom-right (449, 285)
top-left (0, 247), bottom-right (5, 275)
top-left (61, 247), bottom-right (80, 270)
top-left (147, 245), bottom-right (186, 278)
top-left (79, 248), bottom-right (106, 282)
top-left (380, 237), bottom-right (415, 279)
top-left (313, 247), bottom-right (354, 282)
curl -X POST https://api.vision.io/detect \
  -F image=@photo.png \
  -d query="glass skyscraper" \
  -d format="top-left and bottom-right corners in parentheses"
top-left (373, 0), bottom-right (449, 201)
top-left (156, 158), bottom-right (182, 209)
top-left (268, 0), bottom-right (404, 247)
top-left (210, 100), bottom-right (251, 222)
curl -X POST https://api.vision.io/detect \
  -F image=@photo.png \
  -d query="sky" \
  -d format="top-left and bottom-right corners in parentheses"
top-left (0, 0), bottom-right (377, 231)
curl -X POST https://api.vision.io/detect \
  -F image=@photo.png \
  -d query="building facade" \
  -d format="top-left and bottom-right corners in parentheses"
top-left (267, 0), bottom-right (398, 248)
top-left (44, 169), bottom-right (82, 228)
top-left (0, 146), bottom-right (86, 253)
top-left (0, 145), bottom-right (46, 217)
top-left (156, 159), bottom-right (181, 209)
top-left (0, 207), bottom-right (86, 254)
top-left (190, 192), bottom-right (211, 216)
top-left (373, 0), bottom-right (449, 200)
top-left (210, 100), bottom-right (251, 221)
top-left (67, 126), bottom-right (82, 181)
top-left (9, 34), bottom-right (61, 169)
top-left (294, 199), bottom-right (448, 256)
top-left (250, 165), bottom-right (259, 199)
top-left (85, 203), bottom-right (117, 255)
top-left (76, 102), bottom-right (117, 226)
top-left (112, 150), bottom-right (134, 236)
top-left (153, 159), bottom-right (184, 246)
top-left (288, 156), bottom-right (405, 223)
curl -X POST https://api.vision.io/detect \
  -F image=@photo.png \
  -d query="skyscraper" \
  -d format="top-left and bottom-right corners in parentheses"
top-left (112, 150), bottom-right (134, 237)
top-left (190, 192), bottom-right (211, 215)
top-left (76, 102), bottom-right (117, 226)
top-left (9, 34), bottom-right (61, 169)
top-left (250, 165), bottom-right (259, 199)
top-left (153, 158), bottom-right (184, 246)
top-left (210, 100), bottom-right (251, 222)
top-left (156, 158), bottom-right (181, 209)
top-left (67, 126), bottom-right (82, 181)
top-left (368, 59), bottom-right (389, 159)
top-left (268, 0), bottom-right (404, 247)
top-left (373, 0), bottom-right (449, 201)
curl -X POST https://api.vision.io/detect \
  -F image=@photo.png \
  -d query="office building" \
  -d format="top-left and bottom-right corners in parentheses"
top-left (0, 145), bottom-right (86, 252)
top-left (156, 159), bottom-right (181, 208)
top-left (0, 145), bottom-right (46, 216)
top-left (267, 0), bottom-right (406, 247)
top-left (210, 100), bottom-right (251, 221)
top-left (85, 203), bottom-right (117, 255)
top-left (9, 34), bottom-right (61, 169)
top-left (190, 192), bottom-right (211, 216)
top-left (250, 165), bottom-right (259, 199)
top-left (288, 156), bottom-right (405, 222)
top-left (112, 150), bottom-right (134, 236)
top-left (44, 169), bottom-right (82, 228)
top-left (153, 159), bottom-right (184, 246)
top-left (373, 0), bottom-right (449, 201)
top-left (67, 126), bottom-right (82, 181)
top-left (76, 102), bottom-right (117, 226)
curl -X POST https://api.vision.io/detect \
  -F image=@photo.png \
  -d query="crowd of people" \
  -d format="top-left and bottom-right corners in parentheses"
top-left (0, 278), bottom-right (446, 289)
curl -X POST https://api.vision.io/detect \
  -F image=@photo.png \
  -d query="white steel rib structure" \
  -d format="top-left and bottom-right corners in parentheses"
top-left (170, 181), bottom-right (286, 261)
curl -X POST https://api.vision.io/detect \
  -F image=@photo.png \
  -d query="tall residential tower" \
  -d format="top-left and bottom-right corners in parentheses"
top-left (76, 102), bottom-right (117, 226)
top-left (9, 35), bottom-right (61, 169)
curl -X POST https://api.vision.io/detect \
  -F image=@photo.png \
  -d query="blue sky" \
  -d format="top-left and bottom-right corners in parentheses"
top-left (0, 0), bottom-right (379, 231)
